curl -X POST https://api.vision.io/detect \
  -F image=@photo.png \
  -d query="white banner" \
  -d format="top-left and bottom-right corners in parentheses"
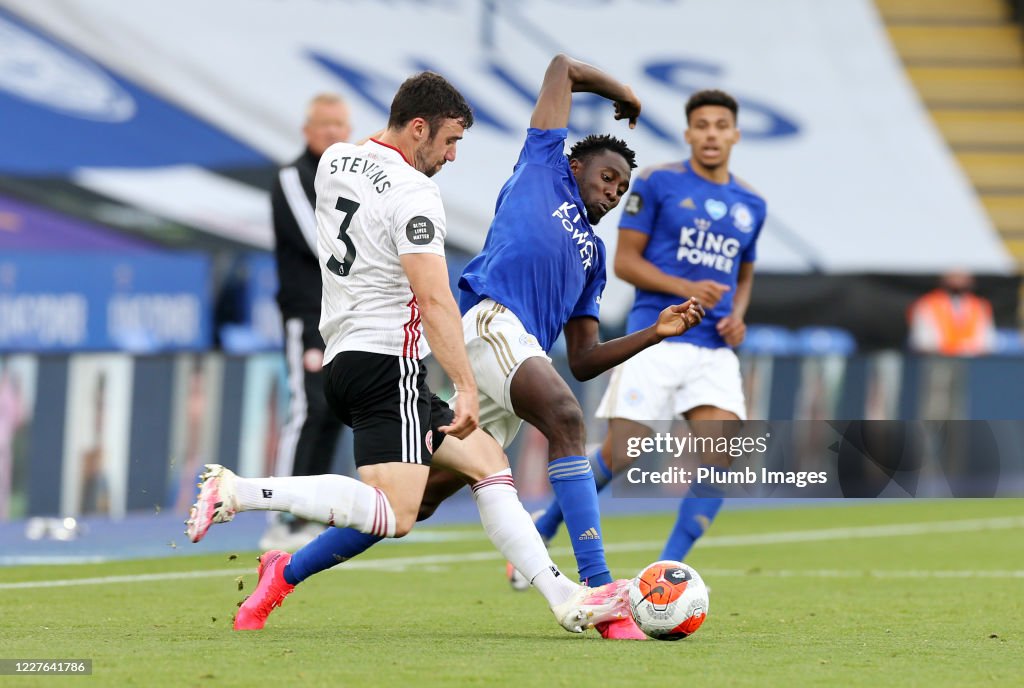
top-left (3, 0), bottom-right (1013, 318)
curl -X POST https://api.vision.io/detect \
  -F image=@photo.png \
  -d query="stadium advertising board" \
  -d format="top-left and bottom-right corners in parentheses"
top-left (0, 253), bottom-right (212, 352)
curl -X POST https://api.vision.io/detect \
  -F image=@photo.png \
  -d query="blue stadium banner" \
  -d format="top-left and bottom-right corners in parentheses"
top-left (0, 253), bottom-right (212, 352)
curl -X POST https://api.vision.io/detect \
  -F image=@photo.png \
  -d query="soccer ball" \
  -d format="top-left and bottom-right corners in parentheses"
top-left (628, 560), bottom-right (709, 640)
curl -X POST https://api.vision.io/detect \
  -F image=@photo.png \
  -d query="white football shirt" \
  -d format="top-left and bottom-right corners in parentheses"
top-left (315, 139), bottom-right (447, 362)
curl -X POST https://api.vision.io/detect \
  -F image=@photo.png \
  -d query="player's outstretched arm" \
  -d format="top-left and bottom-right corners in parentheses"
top-left (530, 53), bottom-right (641, 131)
top-left (562, 298), bottom-right (705, 381)
top-left (400, 252), bottom-right (479, 438)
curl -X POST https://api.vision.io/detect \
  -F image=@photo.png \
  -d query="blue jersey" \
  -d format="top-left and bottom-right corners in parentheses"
top-left (620, 160), bottom-right (766, 349)
top-left (459, 128), bottom-right (607, 352)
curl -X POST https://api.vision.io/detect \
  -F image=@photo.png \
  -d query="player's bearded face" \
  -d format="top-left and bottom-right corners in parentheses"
top-left (414, 119), bottom-right (465, 178)
top-left (571, 151), bottom-right (632, 224)
top-left (685, 105), bottom-right (740, 171)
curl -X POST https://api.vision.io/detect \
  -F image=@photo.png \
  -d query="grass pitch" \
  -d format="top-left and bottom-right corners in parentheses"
top-left (1, 500), bottom-right (1021, 687)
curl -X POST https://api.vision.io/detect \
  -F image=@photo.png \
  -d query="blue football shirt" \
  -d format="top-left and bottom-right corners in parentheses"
top-left (459, 128), bottom-right (607, 352)
top-left (620, 160), bottom-right (766, 348)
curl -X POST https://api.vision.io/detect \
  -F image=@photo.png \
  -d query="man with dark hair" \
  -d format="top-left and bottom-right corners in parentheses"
top-left (418, 54), bottom-right (706, 640)
top-left (685, 88), bottom-right (739, 122)
top-left (263, 93), bottom-right (352, 552)
top-left (189, 71), bottom-right (631, 636)
top-left (568, 134), bottom-right (638, 170)
top-left (385, 71), bottom-right (476, 177)
top-left (528, 87), bottom-right (767, 571)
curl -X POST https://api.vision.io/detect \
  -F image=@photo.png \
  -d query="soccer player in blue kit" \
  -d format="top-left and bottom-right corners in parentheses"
top-left (417, 54), bottom-right (706, 640)
top-left (191, 70), bottom-right (652, 637)
top-left (528, 88), bottom-right (767, 568)
top-left (192, 57), bottom-right (704, 640)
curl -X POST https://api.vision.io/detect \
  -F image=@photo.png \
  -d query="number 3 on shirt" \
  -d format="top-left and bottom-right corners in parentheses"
top-left (326, 196), bottom-right (360, 277)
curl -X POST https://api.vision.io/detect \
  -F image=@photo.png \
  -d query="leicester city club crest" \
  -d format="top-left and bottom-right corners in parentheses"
top-left (731, 202), bottom-right (754, 233)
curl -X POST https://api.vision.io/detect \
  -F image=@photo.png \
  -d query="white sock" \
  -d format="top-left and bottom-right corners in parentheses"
top-left (471, 469), bottom-right (577, 607)
top-left (236, 475), bottom-right (396, 537)
top-left (530, 566), bottom-right (579, 607)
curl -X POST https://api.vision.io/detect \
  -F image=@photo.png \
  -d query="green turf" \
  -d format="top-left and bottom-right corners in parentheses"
top-left (1, 500), bottom-right (1021, 687)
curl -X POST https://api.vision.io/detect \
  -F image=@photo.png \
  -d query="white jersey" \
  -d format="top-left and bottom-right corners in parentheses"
top-left (315, 139), bottom-right (447, 363)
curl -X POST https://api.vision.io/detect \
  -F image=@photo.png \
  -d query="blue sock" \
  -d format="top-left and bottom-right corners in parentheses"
top-left (283, 528), bottom-right (382, 585)
top-left (660, 466), bottom-right (725, 562)
top-left (535, 448), bottom-right (613, 541)
top-left (548, 455), bottom-right (612, 586)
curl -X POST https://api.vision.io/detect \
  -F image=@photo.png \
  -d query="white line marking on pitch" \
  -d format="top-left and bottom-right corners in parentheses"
top-left (0, 568), bottom-right (255, 590)
top-left (1, 515), bottom-right (1021, 590)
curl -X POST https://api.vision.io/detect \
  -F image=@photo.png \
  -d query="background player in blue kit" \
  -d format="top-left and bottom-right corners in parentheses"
top-left (529, 88), bottom-right (767, 566)
top-left (418, 54), bottom-right (705, 640)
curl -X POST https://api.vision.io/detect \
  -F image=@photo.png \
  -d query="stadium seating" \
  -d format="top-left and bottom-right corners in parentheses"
top-left (738, 325), bottom-right (800, 355)
top-left (794, 327), bottom-right (859, 356)
top-left (876, 0), bottom-right (1024, 266)
top-left (877, 0), bottom-right (1014, 23)
top-left (740, 325), bottom-right (859, 356)
top-left (993, 327), bottom-right (1024, 355)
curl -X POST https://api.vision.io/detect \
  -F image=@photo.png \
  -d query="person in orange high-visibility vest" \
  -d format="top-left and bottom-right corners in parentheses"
top-left (908, 270), bottom-right (995, 356)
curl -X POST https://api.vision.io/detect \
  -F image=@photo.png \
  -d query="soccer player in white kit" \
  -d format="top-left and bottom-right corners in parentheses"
top-left (187, 72), bottom-right (631, 634)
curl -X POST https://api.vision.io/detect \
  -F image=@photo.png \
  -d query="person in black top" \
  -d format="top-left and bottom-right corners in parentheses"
top-left (263, 93), bottom-right (353, 550)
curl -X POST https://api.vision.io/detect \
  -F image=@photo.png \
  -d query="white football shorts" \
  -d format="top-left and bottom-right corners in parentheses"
top-left (451, 299), bottom-right (551, 448)
top-left (596, 339), bottom-right (747, 422)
